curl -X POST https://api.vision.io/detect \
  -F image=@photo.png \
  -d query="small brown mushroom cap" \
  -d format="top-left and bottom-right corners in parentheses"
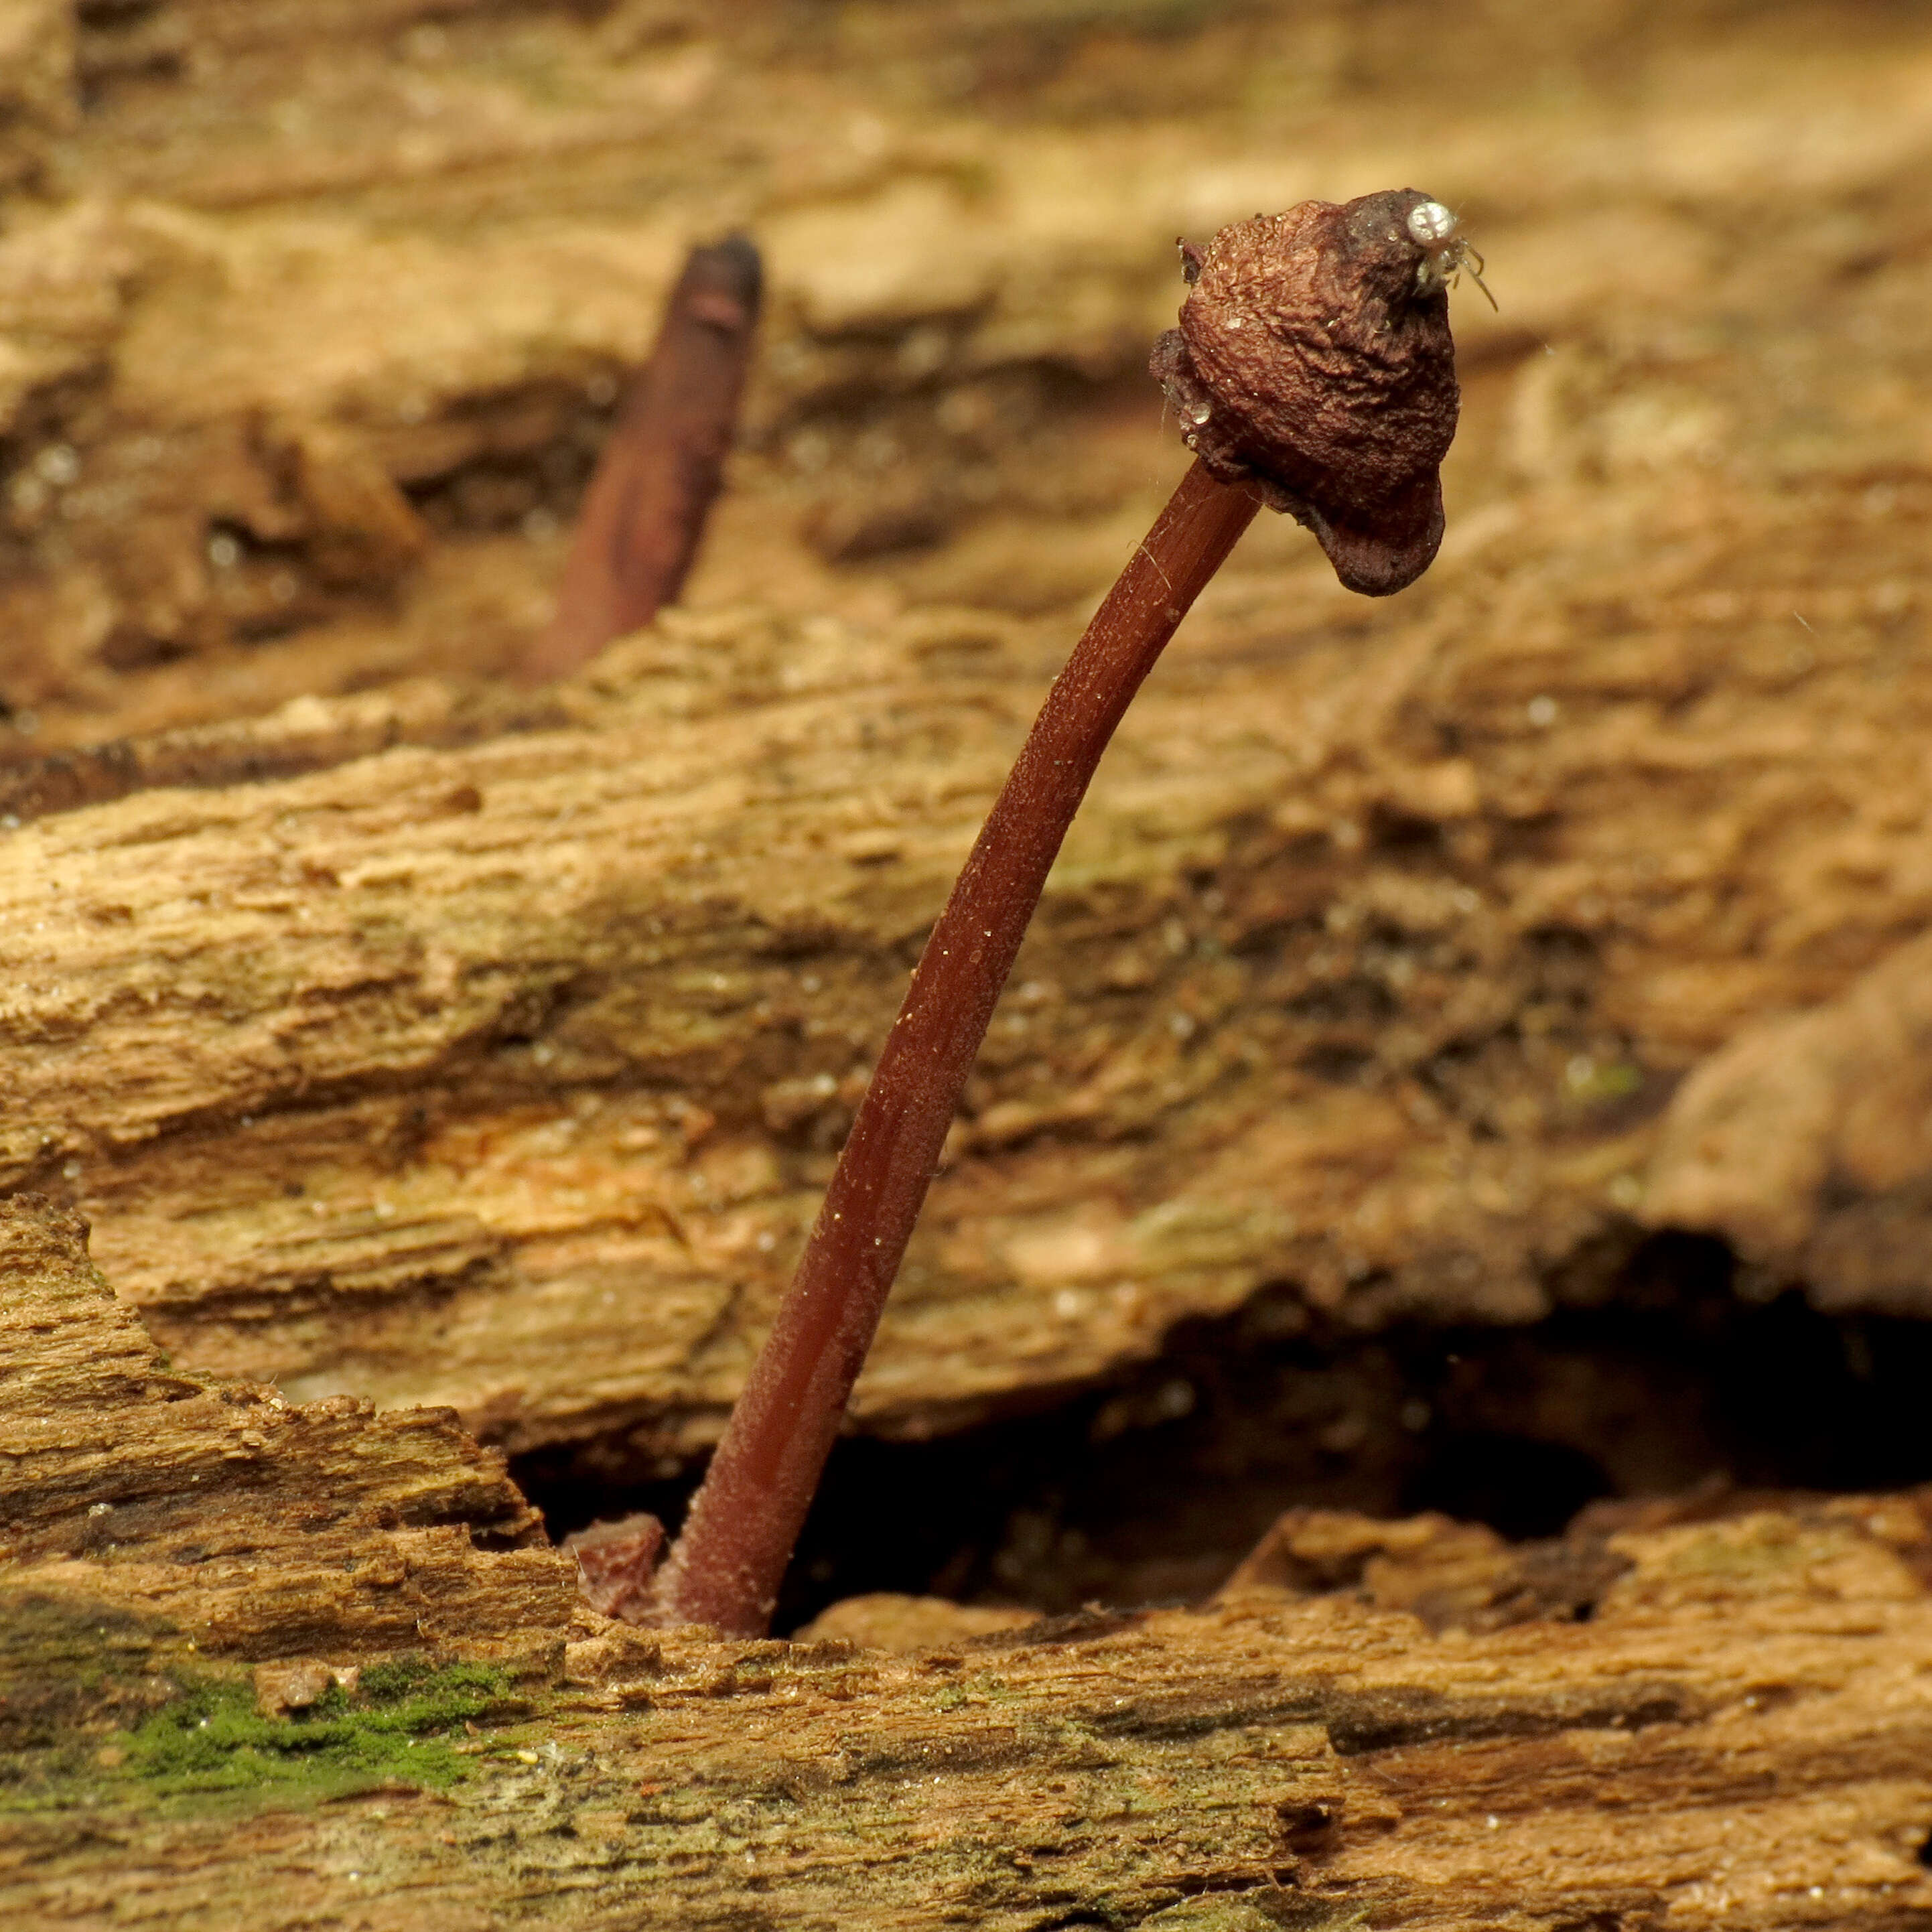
top-left (1150, 188), bottom-right (1461, 596)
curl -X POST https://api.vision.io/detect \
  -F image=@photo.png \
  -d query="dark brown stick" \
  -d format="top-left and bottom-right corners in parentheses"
top-left (518, 234), bottom-right (762, 685)
top-left (650, 460), bottom-right (1259, 1633)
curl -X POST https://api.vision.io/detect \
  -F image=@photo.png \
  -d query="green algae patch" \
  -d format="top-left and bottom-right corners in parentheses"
top-left (0, 1626), bottom-right (537, 1817)
top-left (119, 1657), bottom-right (513, 1801)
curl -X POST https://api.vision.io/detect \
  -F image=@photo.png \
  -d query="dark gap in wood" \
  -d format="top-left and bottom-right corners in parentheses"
top-left (510, 1229), bottom-right (1932, 1634)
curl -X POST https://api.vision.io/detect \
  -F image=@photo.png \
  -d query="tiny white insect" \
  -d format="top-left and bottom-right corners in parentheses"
top-left (1406, 200), bottom-right (1497, 310)
top-left (1407, 200), bottom-right (1459, 249)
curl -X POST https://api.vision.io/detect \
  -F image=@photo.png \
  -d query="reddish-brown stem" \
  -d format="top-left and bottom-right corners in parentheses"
top-left (517, 234), bottom-right (762, 685)
top-left (650, 460), bottom-right (1260, 1633)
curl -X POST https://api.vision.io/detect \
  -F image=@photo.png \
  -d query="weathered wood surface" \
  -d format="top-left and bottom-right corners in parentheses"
top-left (3, 7), bottom-right (1929, 1921)
top-left (4, 544), bottom-right (1932, 1462)
top-left (3, 1198), bottom-right (1931, 1929)
top-left (0, 1195), bottom-right (572, 1657)
top-left (3, 1), bottom-right (1932, 1461)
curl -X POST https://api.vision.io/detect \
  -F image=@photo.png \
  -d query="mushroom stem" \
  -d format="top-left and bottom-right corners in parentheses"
top-left (648, 460), bottom-right (1259, 1635)
top-left (519, 234), bottom-right (762, 685)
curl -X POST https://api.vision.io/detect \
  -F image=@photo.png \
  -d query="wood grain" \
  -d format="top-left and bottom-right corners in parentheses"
top-left (3, 1198), bottom-right (1930, 1928)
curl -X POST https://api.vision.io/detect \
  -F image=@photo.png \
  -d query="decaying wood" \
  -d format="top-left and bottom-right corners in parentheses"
top-left (3, 1197), bottom-right (1930, 1929)
top-left (1645, 923), bottom-right (1932, 1313)
top-left (0, 1196), bottom-right (572, 1657)
top-left (3, 7), bottom-right (1929, 1917)
top-left (1, 1), bottom-right (1931, 1470)
top-left (4, 512), bottom-right (1932, 1466)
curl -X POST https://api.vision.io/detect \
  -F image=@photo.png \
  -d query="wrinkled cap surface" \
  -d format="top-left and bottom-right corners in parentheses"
top-left (1149, 188), bottom-right (1462, 596)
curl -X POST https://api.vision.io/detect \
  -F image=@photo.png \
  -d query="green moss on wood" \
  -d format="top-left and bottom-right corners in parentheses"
top-left (0, 1605), bottom-right (535, 1816)
top-left (117, 1657), bottom-right (515, 1801)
